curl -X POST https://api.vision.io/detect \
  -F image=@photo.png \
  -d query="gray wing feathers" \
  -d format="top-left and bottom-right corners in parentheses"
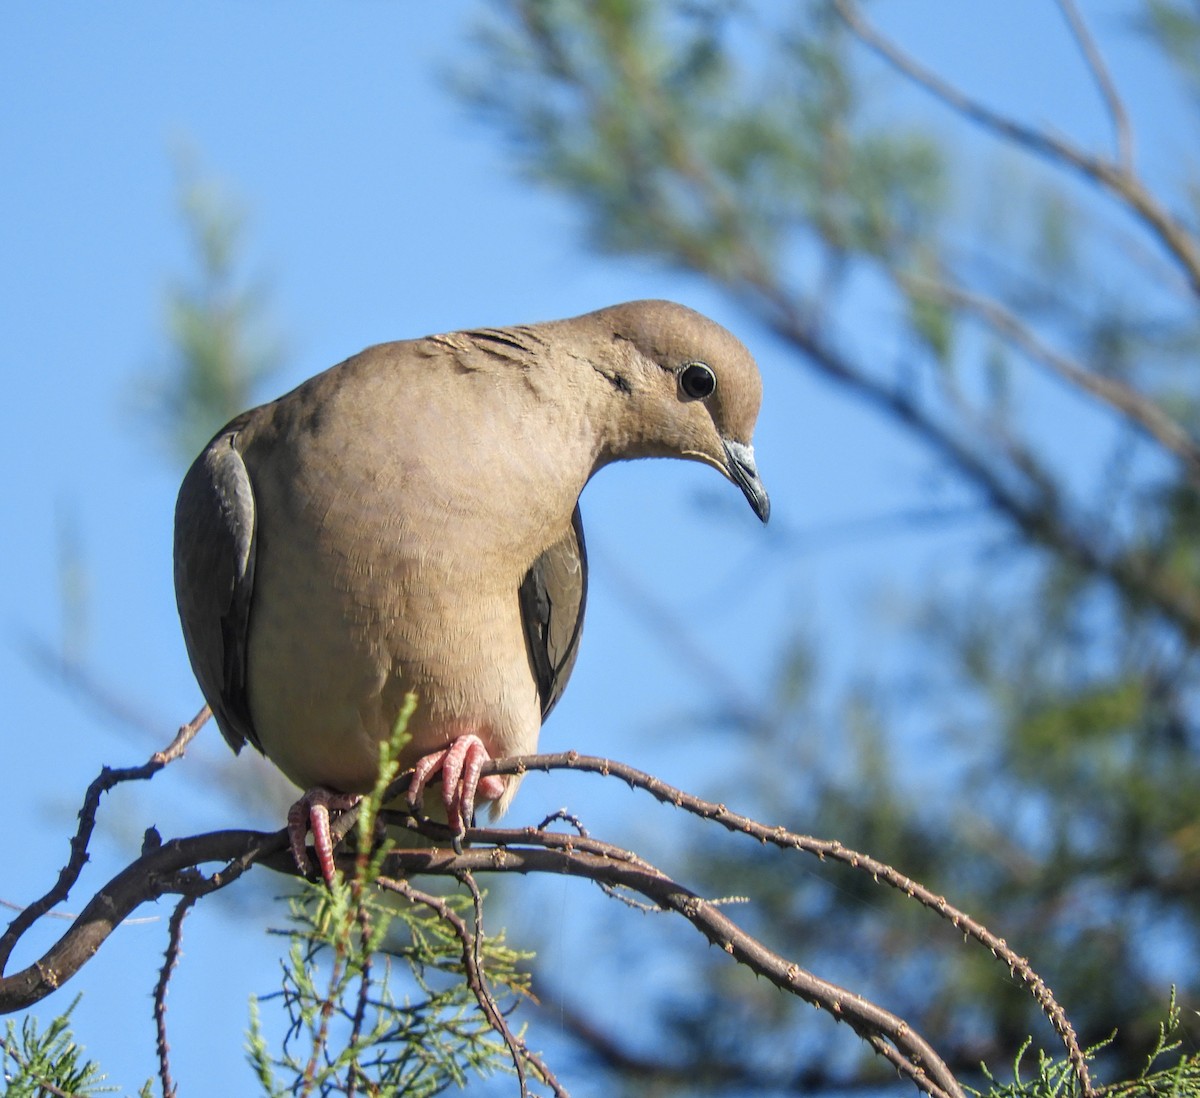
top-left (519, 505), bottom-right (588, 721)
top-left (173, 429), bottom-right (260, 753)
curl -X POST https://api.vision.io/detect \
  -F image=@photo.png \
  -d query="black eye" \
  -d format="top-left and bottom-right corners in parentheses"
top-left (679, 361), bottom-right (716, 400)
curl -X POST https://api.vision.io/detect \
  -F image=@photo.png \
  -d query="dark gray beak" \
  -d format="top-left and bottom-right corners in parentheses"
top-left (722, 440), bottom-right (770, 524)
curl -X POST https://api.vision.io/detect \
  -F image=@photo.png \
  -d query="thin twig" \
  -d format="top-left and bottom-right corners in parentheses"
top-left (154, 895), bottom-right (197, 1098)
top-left (344, 901), bottom-right (373, 1098)
top-left (911, 274), bottom-right (1200, 482)
top-left (0, 707), bottom-right (208, 976)
top-left (299, 902), bottom-right (348, 1097)
top-left (1054, 0), bottom-right (1133, 169)
top-left (460, 869), bottom-right (567, 1098)
top-left (378, 874), bottom-right (569, 1098)
top-left (153, 706), bottom-right (210, 764)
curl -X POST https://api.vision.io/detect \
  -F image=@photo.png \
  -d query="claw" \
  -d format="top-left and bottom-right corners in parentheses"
top-left (286, 786), bottom-right (362, 885)
top-left (406, 734), bottom-right (505, 836)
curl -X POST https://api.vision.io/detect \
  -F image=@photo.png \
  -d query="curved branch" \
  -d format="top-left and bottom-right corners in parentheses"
top-left (912, 274), bottom-right (1200, 482)
top-left (1054, 0), bottom-right (1133, 169)
top-left (1, 818), bottom-right (962, 1097)
top-left (833, 0), bottom-right (1200, 297)
top-left (0, 827), bottom-right (282, 1013)
top-left (378, 839), bottom-right (964, 1098)
top-left (0, 707), bottom-right (208, 977)
top-left (6, 748), bottom-right (1096, 1098)
top-left (459, 753), bottom-right (1095, 1098)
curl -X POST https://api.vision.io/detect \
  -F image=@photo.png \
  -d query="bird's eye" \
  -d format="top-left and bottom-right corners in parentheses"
top-left (679, 361), bottom-right (716, 400)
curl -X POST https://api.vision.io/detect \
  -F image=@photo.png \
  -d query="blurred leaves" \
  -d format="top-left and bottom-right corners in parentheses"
top-left (1141, 0), bottom-right (1200, 100)
top-left (465, 0), bottom-right (1200, 1090)
top-left (132, 151), bottom-right (283, 468)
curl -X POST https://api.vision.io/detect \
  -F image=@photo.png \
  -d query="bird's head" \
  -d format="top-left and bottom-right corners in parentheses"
top-left (585, 299), bottom-right (770, 523)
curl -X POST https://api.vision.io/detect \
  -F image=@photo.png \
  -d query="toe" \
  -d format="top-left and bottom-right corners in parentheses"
top-left (285, 787), bottom-right (362, 886)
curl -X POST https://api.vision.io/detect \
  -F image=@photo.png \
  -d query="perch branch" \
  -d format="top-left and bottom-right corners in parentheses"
top-left (462, 752), bottom-right (1095, 1098)
top-left (7, 746), bottom-right (1097, 1098)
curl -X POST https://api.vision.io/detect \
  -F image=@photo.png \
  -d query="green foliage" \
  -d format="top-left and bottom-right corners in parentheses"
top-left (247, 884), bottom-right (531, 1097)
top-left (1141, 1), bottom-right (1200, 97)
top-left (1, 997), bottom-right (120, 1096)
top-left (133, 151), bottom-right (283, 468)
top-left (465, 0), bottom-right (944, 283)
top-left (973, 994), bottom-right (1200, 1098)
top-left (246, 700), bottom-right (534, 1096)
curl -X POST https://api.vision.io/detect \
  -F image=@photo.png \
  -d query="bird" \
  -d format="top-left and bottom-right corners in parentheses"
top-left (173, 299), bottom-right (769, 883)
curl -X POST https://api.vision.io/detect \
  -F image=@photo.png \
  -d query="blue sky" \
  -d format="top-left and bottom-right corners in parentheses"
top-left (1, 3), bottom-right (1187, 1093)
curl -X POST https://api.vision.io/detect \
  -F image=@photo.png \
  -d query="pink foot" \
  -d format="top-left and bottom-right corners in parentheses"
top-left (287, 786), bottom-right (362, 885)
top-left (406, 734), bottom-right (505, 834)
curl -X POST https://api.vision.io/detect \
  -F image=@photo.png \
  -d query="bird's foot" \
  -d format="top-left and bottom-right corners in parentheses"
top-left (287, 786), bottom-right (362, 885)
top-left (406, 734), bottom-right (505, 837)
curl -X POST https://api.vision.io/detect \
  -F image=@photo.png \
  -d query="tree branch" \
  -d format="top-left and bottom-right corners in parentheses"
top-left (154, 894), bottom-right (196, 1098)
top-left (833, 0), bottom-right (1200, 296)
top-left (911, 273), bottom-right (1200, 482)
top-left (463, 752), bottom-right (1095, 1098)
top-left (377, 833), bottom-right (963, 1098)
top-left (1054, 0), bottom-right (1134, 170)
top-left (756, 288), bottom-right (1200, 642)
top-left (6, 747), bottom-right (1101, 1098)
top-left (0, 706), bottom-right (208, 978)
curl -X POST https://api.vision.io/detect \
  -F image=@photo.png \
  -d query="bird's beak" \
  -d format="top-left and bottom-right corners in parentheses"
top-left (722, 440), bottom-right (770, 524)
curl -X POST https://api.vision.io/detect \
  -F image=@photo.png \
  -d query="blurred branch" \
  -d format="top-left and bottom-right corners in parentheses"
top-left (476, 1), bottom-right (1200, 642)
top-left (832, 0), bottom-right (1200, 296)
top-left (21, 632), bottom-right (167, 741)
top-left (759, 294), bottom-right (1200, 641)
top-left (911, 275), bottom-right (1200, 481)
top-left (1054, 0), bottom-right (1134, 170)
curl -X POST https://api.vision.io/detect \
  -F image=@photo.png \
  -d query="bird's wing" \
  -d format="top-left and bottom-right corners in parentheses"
top-left (173, 423), bottom-right (260, 754)
top-left (519, 504), bottom-right (588, 721)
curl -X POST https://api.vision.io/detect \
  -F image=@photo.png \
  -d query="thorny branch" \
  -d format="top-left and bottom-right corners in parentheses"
top-left (0, 705), bottom-right (208, 981)
top-left (383, 838), bottom-right (964, 1098)
top-left (470, 752), bottom-right (1094, 1098)
top-left (154, 895), bottom-right (196, 1098)
top-left (4, 738), bottom-right (1097, 1098)
top-left (378, 873), bottom-right (567, 1098)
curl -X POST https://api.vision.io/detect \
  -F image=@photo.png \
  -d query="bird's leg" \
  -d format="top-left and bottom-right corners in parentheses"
top-left (407, 734), bottom-right (506, 835)
top-left (287, 786), bottom-right (362, 885)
